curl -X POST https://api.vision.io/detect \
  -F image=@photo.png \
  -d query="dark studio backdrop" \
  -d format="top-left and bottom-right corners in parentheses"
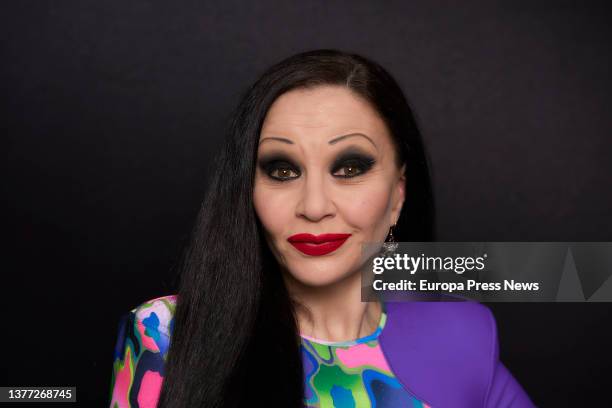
top-left (3, 1), bottom-right (611, 406)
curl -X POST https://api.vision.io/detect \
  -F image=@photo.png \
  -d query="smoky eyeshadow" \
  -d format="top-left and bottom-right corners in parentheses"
top-left (257, 153), bottom-right (299, 174)
top-left (257, 146), bottom-right (377, 180)
top-left (330, 148), bottom-right (377, 174)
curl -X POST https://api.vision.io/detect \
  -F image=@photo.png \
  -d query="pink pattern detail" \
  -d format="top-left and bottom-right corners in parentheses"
top-left (136, 319), bottom-right (160, 353)
top-left (137, 371), bottom-right (163, 408)
top-left (335, 343), bottom-right (391, 371)
top-left (110, 347), bottom-right (133, 407)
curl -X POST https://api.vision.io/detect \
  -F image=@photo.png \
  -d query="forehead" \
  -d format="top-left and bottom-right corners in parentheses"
top-left (260, 85), bottom-right (390, 141)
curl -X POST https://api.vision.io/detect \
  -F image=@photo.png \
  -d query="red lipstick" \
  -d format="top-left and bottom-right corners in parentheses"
top-left (287, 233), bottom-right (352, 256)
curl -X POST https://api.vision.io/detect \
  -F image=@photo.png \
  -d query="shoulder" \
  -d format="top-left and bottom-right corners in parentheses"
top-left (129, 294), bottom-right (178, 339)
top-left (113, 294), bottom-right (178, 359)
top-left (384, 297), bottom-right (498, 359)
top-left (380, 300), bottom-right (498, 408)
top-left (385, 298), bottom-right (496, 344)
top-left (109, 295), bottom-right (177, 407)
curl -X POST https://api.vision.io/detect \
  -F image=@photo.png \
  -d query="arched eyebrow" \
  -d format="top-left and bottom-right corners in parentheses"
top-left (259, 136), bottom-right (294, 145)
top-left (259, 132), bottom-right (377, 149)
top-left (329, 133), bottom-right (377, 149)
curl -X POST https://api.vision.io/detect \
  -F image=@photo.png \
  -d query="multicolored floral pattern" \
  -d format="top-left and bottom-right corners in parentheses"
top-left (109, 295), bottom-right (429, 407)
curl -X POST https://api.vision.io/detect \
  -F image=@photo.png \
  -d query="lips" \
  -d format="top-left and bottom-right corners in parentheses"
top-left (287, 233), bottom-right (352, 256)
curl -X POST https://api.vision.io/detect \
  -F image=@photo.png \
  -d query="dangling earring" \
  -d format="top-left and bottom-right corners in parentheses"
top-left (382, 223), bottom-right (398, 255)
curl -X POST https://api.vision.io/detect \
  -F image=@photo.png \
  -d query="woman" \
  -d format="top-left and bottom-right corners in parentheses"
top-left (109, 49), bottom-right (534, 407)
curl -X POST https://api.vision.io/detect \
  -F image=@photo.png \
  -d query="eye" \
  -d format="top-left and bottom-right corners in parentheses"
top-left (257, 154), bottom-right (301, 182)
top-left (333, 162), bottom-right (363, 177)
top-left (332, 157), bottom-right (376, 178)
top-left (270, 166), bottom-right (299, 181)
top-left (265, 162), bottom-right (300, 181)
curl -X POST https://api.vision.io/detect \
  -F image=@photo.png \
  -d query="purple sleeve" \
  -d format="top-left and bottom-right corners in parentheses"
top-left (486, 362), bottom-right (536, 407)
top-left (484, 305), bottom-right (536, 408)
top-left (380, 300), bottom-right (536, 407)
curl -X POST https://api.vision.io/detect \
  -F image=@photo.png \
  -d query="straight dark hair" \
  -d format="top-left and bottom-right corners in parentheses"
top-left (157, 49), bottom-right (435, 407)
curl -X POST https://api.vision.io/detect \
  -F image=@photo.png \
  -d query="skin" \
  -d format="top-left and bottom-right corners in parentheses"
top-left (253, 85), bottom-right (406, 342)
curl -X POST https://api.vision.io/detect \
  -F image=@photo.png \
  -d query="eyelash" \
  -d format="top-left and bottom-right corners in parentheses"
top-left (263, 161), bottom-right (300, 181)
top-left (332, 157), bottom-right (376, 178)
top-left (259, 156), bottom-right (376, 182)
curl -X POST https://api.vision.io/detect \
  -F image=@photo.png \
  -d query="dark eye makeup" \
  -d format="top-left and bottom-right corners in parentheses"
top-left (257, 154), bottom-right (301, 181)
top-left (330, 151), bottom-right (376, 178)
top-left (257, 148), bottom-right (376, 182)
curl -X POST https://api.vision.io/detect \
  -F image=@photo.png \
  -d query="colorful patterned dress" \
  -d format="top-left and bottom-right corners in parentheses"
top-left (301, 308), bottom-right (429, 408)
top-left (109, 295), bottom-right (429, 407)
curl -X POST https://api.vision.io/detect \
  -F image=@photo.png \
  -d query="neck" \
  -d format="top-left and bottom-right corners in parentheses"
top-left (282, 268), bottom-right (382, 343)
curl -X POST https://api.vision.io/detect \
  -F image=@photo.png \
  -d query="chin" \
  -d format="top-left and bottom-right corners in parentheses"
top-left (284, 259), bottom-right (355, 288)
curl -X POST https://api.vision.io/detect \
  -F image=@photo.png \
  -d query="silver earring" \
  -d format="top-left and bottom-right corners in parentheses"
top-left (382, 223), bottom-right (398, 255)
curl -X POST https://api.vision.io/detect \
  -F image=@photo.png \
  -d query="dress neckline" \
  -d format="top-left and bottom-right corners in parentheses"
top-left (299, 302), bottom-right (387, 347)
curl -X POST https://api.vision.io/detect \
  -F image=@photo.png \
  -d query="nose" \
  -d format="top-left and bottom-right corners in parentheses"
top-left (295, 172), bottom-right (335, 222)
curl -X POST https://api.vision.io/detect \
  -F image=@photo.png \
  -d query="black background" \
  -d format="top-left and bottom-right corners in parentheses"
top-left (3, 1), bottom-right (612, 406)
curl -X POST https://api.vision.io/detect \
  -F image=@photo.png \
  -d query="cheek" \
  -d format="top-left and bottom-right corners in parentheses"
top-left (253, 183), bottom-right (294, 238)
top-left (337, 182), bottom-right (392, 232)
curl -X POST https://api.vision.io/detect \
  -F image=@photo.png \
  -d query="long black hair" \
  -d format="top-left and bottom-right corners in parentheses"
top-left (157, 49), bottom-right (435, 408)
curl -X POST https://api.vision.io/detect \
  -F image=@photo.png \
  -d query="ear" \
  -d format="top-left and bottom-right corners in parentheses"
top-left (390, 163), bottom-right (406, 225)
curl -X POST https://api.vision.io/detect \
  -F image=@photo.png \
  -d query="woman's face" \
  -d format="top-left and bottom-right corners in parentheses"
top-left (253, 85), bottom-right (406, 288)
